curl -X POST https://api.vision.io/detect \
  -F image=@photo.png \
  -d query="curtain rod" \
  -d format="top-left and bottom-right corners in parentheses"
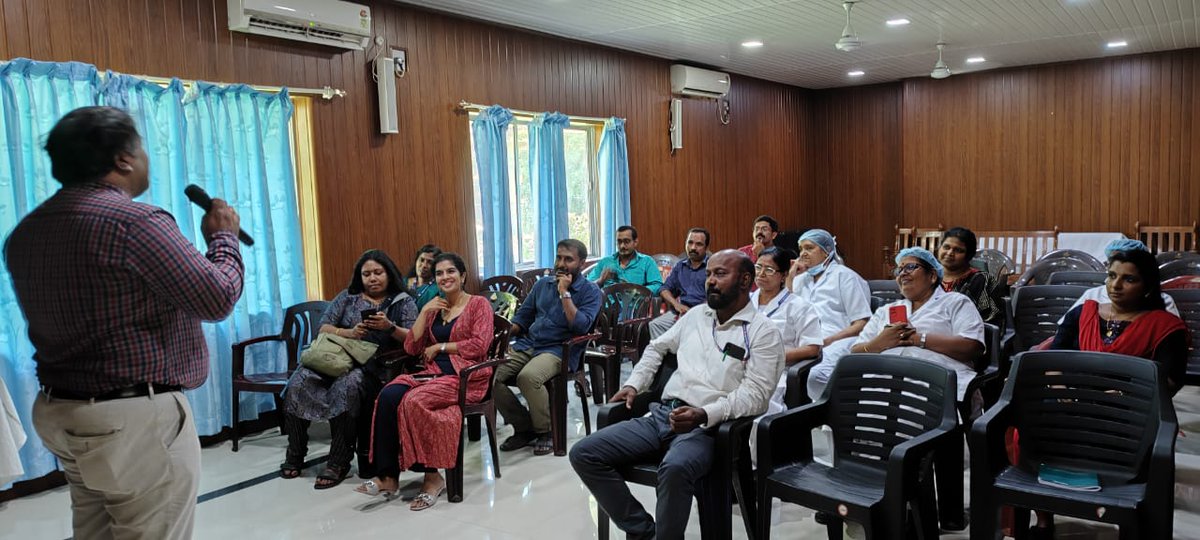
top-left (457, 100), bottom-right (615, 124)
top-left (134, 75), bottom-right (346, 100)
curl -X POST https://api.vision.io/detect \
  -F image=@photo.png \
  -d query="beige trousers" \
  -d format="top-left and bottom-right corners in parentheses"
top-left (33, 389), bottom-right (200, 540)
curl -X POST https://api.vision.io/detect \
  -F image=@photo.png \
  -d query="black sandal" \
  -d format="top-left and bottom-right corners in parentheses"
top-left (314, 465), bottom-right (349, 490)
top-left (279, 462), bottom-right (302, 479)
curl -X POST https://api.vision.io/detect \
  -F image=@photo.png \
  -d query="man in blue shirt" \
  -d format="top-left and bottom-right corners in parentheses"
top-left (586, 225), bottom-right (662, 293)
top-left (649, 227), bottom-right (710, 338)
top-left (495, 238), bottom-right (602, 455)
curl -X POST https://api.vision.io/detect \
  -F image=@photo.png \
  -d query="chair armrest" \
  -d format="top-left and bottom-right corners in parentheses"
top-left (1147, 402), bottom-right (1179, 510)
top-left (458, 357), bottom-right (508, 405)
top-left (596, 397), bottom-right (655, 429)
top-left (784, 357), bottom-right (821, 409)
top-left (960, 366), bottom-right (1000, 423)
top-left (560, 332), bottom-right (604, 374)
top-left (757, 401), bottom-right (828, 475)
top-left (969, 398), bottom-right (1014, 478)
top-left (886, 418), bottom-right (958, 496)
top-left (232, 334), bottom-right (285, 353)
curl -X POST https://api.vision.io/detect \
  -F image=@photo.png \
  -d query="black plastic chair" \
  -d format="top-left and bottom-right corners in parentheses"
top-left (1046, 270), bottom-right (1106, 287)
top-left (230, 300), bottom-right (328, 451)
top-left (756, 354), bottom-right (958, 540)
top-left (592, 353), bottom-right (755, 540)
top-left (1036, 249), bottom-right (1104, 270)
top-left (1165, 289), bottom-right (1200, 386)
top-left (546, 320), bottom-right (603, 456)
top-left (583, 283), bottom-right (655, 403)
top-left (1006, 285), bottom-right (1088, 354)
top-left (480, 274), bottom-right (526, 303)
top-left (973, 249), bottom-right (1017, 283)
top-left (970, 351), bottom-right (1177, 539)
top-left (445, 315), bottom-right (512, 502)
top-left (868, 280), bottom-right (902, 304)
top-left (783, 352), bottom-right (824, 409)
top-left (1014, 258), bottom-right (1101, 287)
top-left (1156, 250), bottom-right (1200, 266)
top-left (1160, 258), bottom-right (1200, 281)
top-left (515, 267), bottom-right (553, 297)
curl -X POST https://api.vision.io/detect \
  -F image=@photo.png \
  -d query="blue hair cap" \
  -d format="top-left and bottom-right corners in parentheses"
top-left (1104, 238), bottom-right (1147, 258)
top-left (896, 247), bottom-right (944, 279)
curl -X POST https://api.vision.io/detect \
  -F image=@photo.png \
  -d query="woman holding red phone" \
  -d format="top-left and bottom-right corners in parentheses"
top-left (849, 247), bottom-right (985, 401)
top-left (357, 252), bottom-right (495, 511)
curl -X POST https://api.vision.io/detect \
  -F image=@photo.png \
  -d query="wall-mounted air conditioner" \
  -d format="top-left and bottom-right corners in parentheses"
top-left (670, 65), bottom-right (730, 99)
top-left (228, 0), bottom-right (372, 50)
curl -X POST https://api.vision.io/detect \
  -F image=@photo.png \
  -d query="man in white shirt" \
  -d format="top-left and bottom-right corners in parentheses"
top-left (569, 250), bottom-right (785, 540)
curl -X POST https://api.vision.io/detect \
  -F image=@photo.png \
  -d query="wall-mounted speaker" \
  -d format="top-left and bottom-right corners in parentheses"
top-left (375, 57), bottom-right (398, 134)
top-left (669, 98), bottom-right (683, 151)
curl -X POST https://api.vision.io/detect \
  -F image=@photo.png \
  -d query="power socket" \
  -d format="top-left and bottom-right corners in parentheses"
top-left (391, 49), bottom-right (407, 77)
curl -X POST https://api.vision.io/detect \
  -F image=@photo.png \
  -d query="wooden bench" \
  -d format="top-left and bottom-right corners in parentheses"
top-left (1136, 221), bottom-right (1197, 254)
top-left (882, 224), bottom-right (943, 275)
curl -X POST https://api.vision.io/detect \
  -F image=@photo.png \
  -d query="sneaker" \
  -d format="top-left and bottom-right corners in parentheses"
top-left (532, 433), bottom-right (554, 456)
top-left (500, 431), bottom-right (536, 452)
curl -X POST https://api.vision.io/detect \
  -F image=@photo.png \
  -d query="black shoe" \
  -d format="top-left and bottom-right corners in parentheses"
top-left (941, 512), bottom-right (968, 532)
top-left (1029, 524), bottom-right (1055, 540)
top-left (500, 431), bottom-right (536, 452)
top-left (532, 433), bottom-right (554, 456)
top-left (814, 511), bottom-right (832, 525)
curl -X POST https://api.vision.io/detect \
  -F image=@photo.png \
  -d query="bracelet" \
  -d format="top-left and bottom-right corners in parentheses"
top-left (440, 343), bottom-right (447, 353)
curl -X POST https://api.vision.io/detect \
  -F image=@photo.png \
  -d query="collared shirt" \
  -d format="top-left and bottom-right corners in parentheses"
top-left (662, 256), bottom-right (708, 307)
top-left (1061, 286), bottom-right (1179, 324)
top-left (790, 262), bottom-right (872, 339)
top-left (737, 244), bottom-right (763, 263)
top-left (625, 301), bottom-right (784, 427)
top-left (510, 274), bottom-right (602, 370)
top-left (586, 251), bottom-right (663, 293)
top-left (4, 182), bottom-right (244, 394)
top-left (749, 289), bottom-right (823, 351)
top-left (853, 288), bottom-right (984, 400)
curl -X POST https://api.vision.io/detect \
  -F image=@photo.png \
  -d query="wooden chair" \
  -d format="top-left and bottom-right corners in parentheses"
top-left (230, 300), bottom-right (328, 451)
top-left (446, 314), bottom-right (512, 503)
top-left (1136, 221), bottom-right (1197, 254)
top-left (913, 226), bottom-right (945, 254)
top-left (976, 228), bottom-right (1059, 282)
top-left (480, 274), bottom-right (526, 303)
top-left (882, 225), bottom-right (917, 276)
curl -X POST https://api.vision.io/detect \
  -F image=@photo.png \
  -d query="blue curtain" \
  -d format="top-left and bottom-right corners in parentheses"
top-left (472, 105), bottom-right (514, 277)
top-left (0, 59), bottom-right (101, 488)
top-left (598, 117), bottom-right (630, 257)
top-left (529, 112), bottom-right (569, 267)
top-left (0, 59), bottom-right (305, 486)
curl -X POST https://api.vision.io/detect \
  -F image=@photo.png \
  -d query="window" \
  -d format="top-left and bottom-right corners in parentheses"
top-left (469, 113), bottom-right (603, 271)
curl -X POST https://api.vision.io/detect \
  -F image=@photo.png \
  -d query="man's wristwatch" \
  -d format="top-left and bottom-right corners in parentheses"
top-left (919, 333), bottom-right (928, 349)
top-left (559, 291), bottom-right (572, 299)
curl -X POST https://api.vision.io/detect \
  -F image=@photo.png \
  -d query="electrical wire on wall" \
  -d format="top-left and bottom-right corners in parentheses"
top-left (718, 97), bottom-right (731, 125)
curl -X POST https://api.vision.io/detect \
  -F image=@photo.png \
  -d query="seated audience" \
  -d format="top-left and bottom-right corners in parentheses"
top-left (1063, 239), bottom-right (1179, 319)
top-left (650, 227), bottom-right (710, 338)
top-left (937, 226), bottom-right (1004, 325)
top-left (494, 239), bottom-right (602, 455)
top-left (849, 247), bottom-right (985, 402)
top-left (587, 225), bottom-right (663, 293)
top-left (784, 229), bottom-right (873, 401)
top-left (356, 253), bottom-right (494, 510)
top-left (281, 249), bottom-right (417, 489)
top-left (738, 214), bottom-right (779, 263)
top-left (570, 250), bottom-right (784, 539)
top-left (1031, 248), bottom-right (1188, 539)
top-left (406, 244), bottom-right (442, 309)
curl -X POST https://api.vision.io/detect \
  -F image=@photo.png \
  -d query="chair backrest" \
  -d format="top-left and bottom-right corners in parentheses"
top-left (894, 225), bottom-right (916, 252)
top-left (1013, 257), bottom-right (1098, 287)
top-left (1159, 259), bottom-right (1200, 281)
top-left (1046, 271), bottom-right (1106, 287)
top-left (1003, 351), bottom-right (1167, 485)
top-left (913, 229), bottom-right (944, 253)
top-left (485, 291), bottom-right (519, 320)
top-left (1037, 249), bottom-right (1104, 270)
top-left (867, 279), bottom-right (903, 304)
top-left (482, 314), bottom-right (513, 400)
top-left (825, 354), bottom-right (957, 471)
top-left (977, 323), bottom-right (1001, 372)
top-left (651, 253), bottom-right (680, 281)
top-left (1162, 276), bottom-right (1200, 290)
top-left (976, 229), bottom-right (1059, 279)
top-left (1137, 221), bottom-right (1197, 254)
top-left (602, 283), bottom-right (655, 324)
top-left (1164, 289), bottom-right (1200, 384)
top-left (481, 275), bottom-right (526, 301)
top-left (283, 300), bottom-right (330, 370)
top-left (1156, 250), bottom-right (1200, 266)
top-left (516, 267), bottom-right (553, 296)
top-left (1010, 285), bottom-right (1088, 353)
top-left (972, 248), bottom-right (1017, 283)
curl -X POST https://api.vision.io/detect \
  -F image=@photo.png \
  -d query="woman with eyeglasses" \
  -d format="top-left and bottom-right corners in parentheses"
top-left (849, 247), bottom-right (985, 401)
top-left (784, 229), bottom-right (873, 401)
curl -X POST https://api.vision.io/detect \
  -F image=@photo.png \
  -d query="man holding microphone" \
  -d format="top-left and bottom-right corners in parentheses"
top-left (4, 106), bottom-right (244, 539)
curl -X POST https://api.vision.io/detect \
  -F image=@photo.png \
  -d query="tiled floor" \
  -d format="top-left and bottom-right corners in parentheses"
top-left (3, 386), bottom-right (1199, 540)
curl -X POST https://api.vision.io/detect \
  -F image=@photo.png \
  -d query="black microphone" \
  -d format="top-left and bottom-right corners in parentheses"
top-left (184, 184), bottom-right (255, 246)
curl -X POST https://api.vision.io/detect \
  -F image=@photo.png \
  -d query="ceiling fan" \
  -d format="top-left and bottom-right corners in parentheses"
top-left (931, 41), bottom-right (951, 79)
top-left (835, 1), bottom-right (862, 52)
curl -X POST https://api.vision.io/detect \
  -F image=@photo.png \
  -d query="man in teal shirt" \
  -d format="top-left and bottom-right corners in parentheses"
top-left (587, 225), bottom-right (662, 293)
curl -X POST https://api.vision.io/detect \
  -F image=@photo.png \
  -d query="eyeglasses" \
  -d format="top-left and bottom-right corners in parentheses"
top-left (893, 262), bottom-right (924, 277)
top-left (753, 264), bottom-right (779, 276)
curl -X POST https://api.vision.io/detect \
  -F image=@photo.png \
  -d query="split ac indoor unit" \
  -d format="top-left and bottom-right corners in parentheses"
top-left (670, 65), bottom-right (730, 99)
top-left (228, 0), bottom-right (372, 50)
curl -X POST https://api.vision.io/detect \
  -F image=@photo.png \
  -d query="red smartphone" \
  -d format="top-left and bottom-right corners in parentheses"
top-left (888, 305), bottom-right (909, 325)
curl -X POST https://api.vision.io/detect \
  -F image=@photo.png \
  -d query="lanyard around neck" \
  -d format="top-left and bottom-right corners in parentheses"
top-left (712, 318), bottom-right (751, 362)
top-left (762, 290), bottom-right (791, 318)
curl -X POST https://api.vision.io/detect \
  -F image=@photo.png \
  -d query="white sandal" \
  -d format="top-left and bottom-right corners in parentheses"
top-left (410, 486), bottom-right (445, 511)
top-left (355, 480), bottom-right (395, 498)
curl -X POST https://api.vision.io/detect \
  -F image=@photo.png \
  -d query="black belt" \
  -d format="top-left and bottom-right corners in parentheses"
top-left (43, 383), bottom-right (182, 401)
top-left (661, 398), bottom-right (692, 410)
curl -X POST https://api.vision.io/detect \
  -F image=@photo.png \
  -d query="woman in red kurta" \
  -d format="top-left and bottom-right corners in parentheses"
top-left (356, 252), bottom-right (495, 510)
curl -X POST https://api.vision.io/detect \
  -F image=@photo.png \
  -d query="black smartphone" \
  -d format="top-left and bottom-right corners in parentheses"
top-left (360, 307), bottom-right (380, 321)
top-left (722, 342), bottom-right (746, 361)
